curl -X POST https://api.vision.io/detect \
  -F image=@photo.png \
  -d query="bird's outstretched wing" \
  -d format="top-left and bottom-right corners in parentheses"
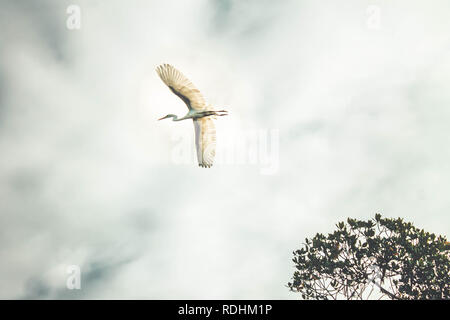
top-left (156, 64), bottom-right (206, 111)
top-left (193, 117), bottom-right (216, 168)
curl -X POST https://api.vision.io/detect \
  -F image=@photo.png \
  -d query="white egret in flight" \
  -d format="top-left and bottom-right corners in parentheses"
top-left (156, 64), bottom-right (228, 168)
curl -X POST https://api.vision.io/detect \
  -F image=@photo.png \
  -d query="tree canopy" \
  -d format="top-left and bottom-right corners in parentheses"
top-left (288, 214), bottom-right (449, 299)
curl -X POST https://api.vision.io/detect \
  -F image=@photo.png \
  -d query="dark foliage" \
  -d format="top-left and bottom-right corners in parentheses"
top-left (288, 214), bottom-right (450, 299)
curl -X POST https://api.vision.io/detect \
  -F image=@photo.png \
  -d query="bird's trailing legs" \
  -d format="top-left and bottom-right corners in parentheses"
top-left (215, 110), bottom-right (228, 116)
top-left (196, 110), bottom-right (228, 118)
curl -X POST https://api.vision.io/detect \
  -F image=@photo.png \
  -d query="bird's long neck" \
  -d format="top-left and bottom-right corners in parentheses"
top-left (171, 114), bottom-right (192, 121)
top-left (164, 114), bottom-right (191, 121)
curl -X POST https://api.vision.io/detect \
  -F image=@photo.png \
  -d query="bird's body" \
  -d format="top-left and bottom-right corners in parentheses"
top-left (156, 64), bottom-right (228, 168)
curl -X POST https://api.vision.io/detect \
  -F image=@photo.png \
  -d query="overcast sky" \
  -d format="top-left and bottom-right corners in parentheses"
top-left (0, 0), bottom-right (449, 299)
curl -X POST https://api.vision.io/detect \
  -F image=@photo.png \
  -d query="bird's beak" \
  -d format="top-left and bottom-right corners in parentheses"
top-left (158, 115), bottom-right (167, 121)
